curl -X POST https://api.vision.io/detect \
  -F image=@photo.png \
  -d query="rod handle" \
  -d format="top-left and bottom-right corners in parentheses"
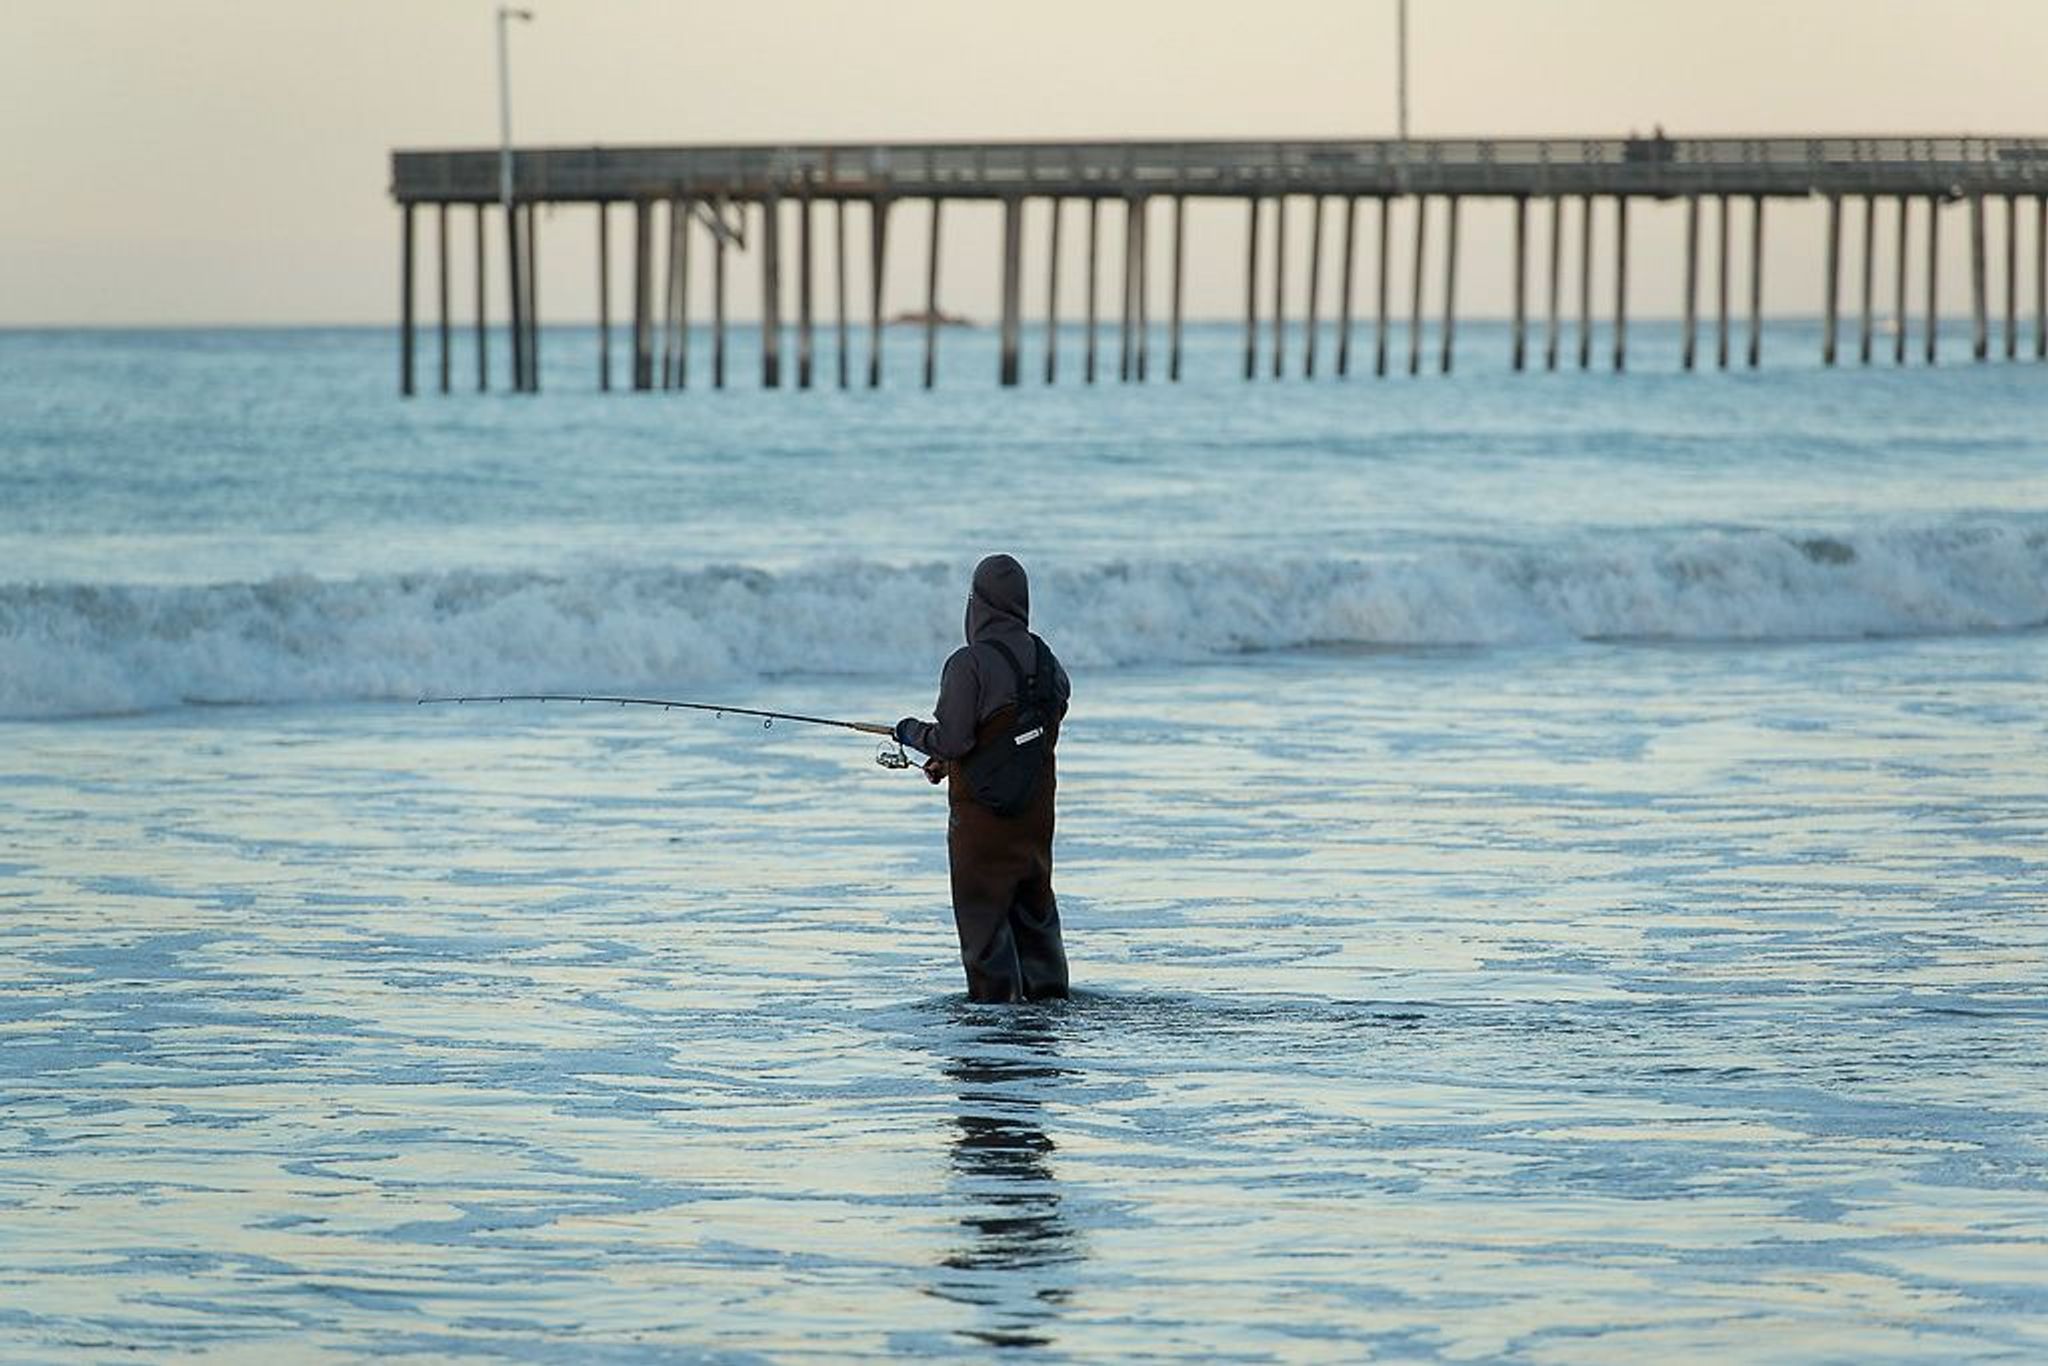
top-left (851, 721), bottom-right (894, 737)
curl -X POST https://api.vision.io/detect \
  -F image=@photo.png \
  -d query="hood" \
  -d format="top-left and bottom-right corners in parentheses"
top-left (964, 554), bottom-right (1030, 644)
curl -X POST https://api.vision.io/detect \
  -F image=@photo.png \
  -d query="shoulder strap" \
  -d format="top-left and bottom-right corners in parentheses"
top-left (984, 636), bottom-right (1029, 695)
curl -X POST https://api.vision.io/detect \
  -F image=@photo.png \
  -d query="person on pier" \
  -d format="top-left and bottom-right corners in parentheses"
top-left (894, 554), bottom-right (1072, 1003)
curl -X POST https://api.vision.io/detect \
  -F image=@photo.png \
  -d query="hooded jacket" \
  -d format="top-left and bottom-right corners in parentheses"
top-left (899, 554), bottom-right (1070, 761)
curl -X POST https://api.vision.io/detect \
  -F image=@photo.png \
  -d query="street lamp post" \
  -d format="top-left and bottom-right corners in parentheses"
top-left (1396, 0), bottom-right (1409, 142)
top-left (498, 5), bottom-right (534, 390)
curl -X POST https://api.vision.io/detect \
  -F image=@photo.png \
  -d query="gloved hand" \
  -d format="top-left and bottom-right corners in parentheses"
top-left (923, 758), bottom-right (946, 785)
top-left (893, 717), bottom-right (922, 747)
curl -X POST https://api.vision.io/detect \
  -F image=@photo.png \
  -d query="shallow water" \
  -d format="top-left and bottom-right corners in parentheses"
top-left (3, 324), bottom-right (2047, 1358)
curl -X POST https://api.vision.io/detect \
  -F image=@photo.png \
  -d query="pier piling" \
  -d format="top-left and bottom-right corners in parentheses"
top-left (924, 198), bottom-right (942, 390)
top-left (1273, 196), bottom-right (1288, 379)
top-left (867, 197), bottom-right (889, 388)
top-left (1545, 195), bottom-right (1561, 371)
top-left (1859, 196), bottom-right (1875, 365)
top-left (504, 199), bottom-right (524, 393)
top-left (1682, 195), bottom-right (1699, 370)
top-left (1242, 197), bottom-right (1258, 380)
top-left (1305, 196), bottom-right (1325, 378)
top-left (2038, 196), bottom-right (2046, 360)
top-left (1409, 195), bottom-right (1427, 376)
top-left (1895, 197), bottom-right (1909, 366)
top-left (437, 205), bottom-right (451, 394)
top-left (399, 204), bottom-right (416, 397)
top-left (474, 207), bottom-right (487, 392)
top-left (1612, 196), bottom-right (1628, 372)
top-left (1927, 195), bottom-right (1940, 365)
top-left (1375, 196), bottom-right (1391, 377)
top-left (2005, 194), bottom-right (2018, 360)
top-left (1136, 197), bottom-right (1151, 382)
top-left (1511, 195), bottom-right (1528, 372)
top-left (834, 200), bottom-right (849, 389)
top-left (1441, 195), bottom-right (1460, 374)
top-left (761, 197), bottom-right (783, 388)
top-left (1087, 198), bottom-right (1101, 384)
top-left (674, 199), bottom-right (692, 389)
top-left (1970, 195), bottom-right (1989, 362)
top-left (713, 206), bottom-right (727, 389)
top-left (1577, 195), bottom-right (1592, 370)
top-left (1000, 196), bottom-right (1022, 387)
top-left (1822, 194), bottom-right (1841, 366)
top-left (1716, 195), bottom-right (1731, 369)
top-left (1045, 199), bottom-right (1062, 384)
top-left (1170, 196), bottom-right (1186, 382)
top-left (798, 191), bottom-right (815, 389)
top-left (1337, 197), bottom-right (1358, 377)
top-left (597, 203), bottom-right (610, 391)
top-left (1747, 196), bottom-right (1764, 369)
top-left (631, 201), bottom-right (652, 390)
top-left (523, 205), bottom-right (540, 391)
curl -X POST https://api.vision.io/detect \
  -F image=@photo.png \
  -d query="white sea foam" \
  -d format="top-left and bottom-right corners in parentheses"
top-left (2, 519), bottom-right (2044, 719)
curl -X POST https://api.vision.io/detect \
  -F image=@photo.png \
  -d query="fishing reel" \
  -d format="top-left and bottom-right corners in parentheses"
top-left (876, 741), bottom-right (914, 770)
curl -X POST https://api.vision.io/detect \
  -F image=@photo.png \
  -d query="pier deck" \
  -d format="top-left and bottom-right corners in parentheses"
top-left (386, 135), bottom-right (2048, 394)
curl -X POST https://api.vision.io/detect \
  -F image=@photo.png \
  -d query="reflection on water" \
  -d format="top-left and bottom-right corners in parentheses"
top-left (935, 1007), bottom-right (1081, 1351)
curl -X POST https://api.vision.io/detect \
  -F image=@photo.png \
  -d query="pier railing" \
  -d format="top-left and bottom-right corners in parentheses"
top-left (394, 136), bottom-right (2048, 203)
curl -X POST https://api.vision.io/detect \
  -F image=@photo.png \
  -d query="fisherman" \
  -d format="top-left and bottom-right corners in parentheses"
top-left (894, 554), bottom-right (1071, 1003)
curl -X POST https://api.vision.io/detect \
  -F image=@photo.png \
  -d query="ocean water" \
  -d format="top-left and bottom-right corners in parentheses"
top-left (2, 321), bottom-right (2045, 1360)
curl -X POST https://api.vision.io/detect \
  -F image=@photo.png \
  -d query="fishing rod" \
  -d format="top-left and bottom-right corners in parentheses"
top-left (417, 693), bottom-right (922, 770)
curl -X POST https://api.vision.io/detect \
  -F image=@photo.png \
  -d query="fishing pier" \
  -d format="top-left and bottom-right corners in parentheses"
top-left (389, 135), bottom-right (2048, 394)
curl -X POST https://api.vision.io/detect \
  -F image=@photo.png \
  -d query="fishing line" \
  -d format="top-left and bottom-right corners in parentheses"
top-left (418, 693), bottom-right (921, 772)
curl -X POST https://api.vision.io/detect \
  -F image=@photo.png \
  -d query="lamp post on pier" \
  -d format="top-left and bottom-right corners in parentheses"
top-left (497, 5), bottom-right (534, 389)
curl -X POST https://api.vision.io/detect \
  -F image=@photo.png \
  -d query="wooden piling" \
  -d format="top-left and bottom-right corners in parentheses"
top-left (868, 197), bottom-right (890, 389)
top-left (1859, 195), bottom-right (1876, 365)
top-left (1119, 200), bottom-right (1134, 383)
top-left (1409, 195), bottom-right (1428, 376)
top-left (2005, 194), bottom-right (2018, 360)
top-left (597, 203), bottom-right (611, 391)
top-left (1305, 195), bottom-right (1324, 378)
top-left (1441, 195), bottom-right (1460, 374)
top-left (474, 206), bottom-right (488, 392)
top-left (1970, 194), bottom-right (1988, 362)
top-left (524, 204), bottom-right (540, 392)
top-left (659, 199), bottom-right (680, 389)
top-left (798, 190), bottom-right (815, 389)
top-left (1577, 194), bottom-right (1592, 370)
top-left (1746, 195), bottom-right (1764, 370)
top-left (1242, 197), bottom-right (1259, 380)
top-left (1895, 196), bottom-right (1909, 366)
top-left (2038, 196), bottom-right (2047, 361)
top-left (1545, 195), bottom-right (1561, 371)
top-left (399, 205), bottom-right (416, 397)
top-left (1375, 196), bottom-right (1391, 377)
top-left (1045, 199), bottom-right (1062, 384)
top-left (1272, 196), bottom-right (1287, 379)
top-left (436, 204), bottom-right (451, 394)
top-left (761, 197), bottom-right (783, 388)
top-left (713, 206), bottom-right (727, 389)
top-left (1000, 196), bottom-right (1022, 387)
top-left (1136, 197), bottom-right (1150, 382)
top-left (632, 199), bottom-right (652, 390)
top-left (505, 198), bottom-right (525, 392)
top-left (1511, 195), bottom-right (1527, 372)
top-left (1087, 198), bottom-right (1102, 383)
top-left (1337, 197), bottom-right (1358, 377)
top-left (1169, 195), bottom-right (1186, 382)
top-left (1716, 195), bottom-right (1732, 369)
top-left (1822, 194), bottom-right (1841, 366)
top-left (1681, 195), bottom-right (1698, 371)
top-left (834, 200), bottom-right (850, 389)
top-left (675, 199), bottom-right (692, 390)
top-left (1612, 196), bottom-right (1627, 372)
top-left (1926, 195), bottom-right (1940, 365)
top-left (924, 198), bottom-right (942, 389)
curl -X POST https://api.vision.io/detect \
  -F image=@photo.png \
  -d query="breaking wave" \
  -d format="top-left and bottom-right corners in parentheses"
top-left (3, 518), bottom-right (2045, 719)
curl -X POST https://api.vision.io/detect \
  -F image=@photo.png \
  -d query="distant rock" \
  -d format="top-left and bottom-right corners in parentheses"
top-left (888, 309), bottom-right (974, 328)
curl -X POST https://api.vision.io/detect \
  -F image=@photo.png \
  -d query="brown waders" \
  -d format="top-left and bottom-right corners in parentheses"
top-left (946, 705), bottom-right (1069, 1003)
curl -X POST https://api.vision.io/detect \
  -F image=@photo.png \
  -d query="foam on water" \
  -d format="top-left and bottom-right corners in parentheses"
top-left (3, 515), bottom-right (2044, 718)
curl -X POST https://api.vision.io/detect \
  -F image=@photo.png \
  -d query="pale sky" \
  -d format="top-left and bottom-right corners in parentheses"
top-left (2, 0), bottom-right (2044, 325)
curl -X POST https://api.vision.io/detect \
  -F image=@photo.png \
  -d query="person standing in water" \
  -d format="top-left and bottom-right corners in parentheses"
top-left (894, 554), bottom-right (1071, 1002)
